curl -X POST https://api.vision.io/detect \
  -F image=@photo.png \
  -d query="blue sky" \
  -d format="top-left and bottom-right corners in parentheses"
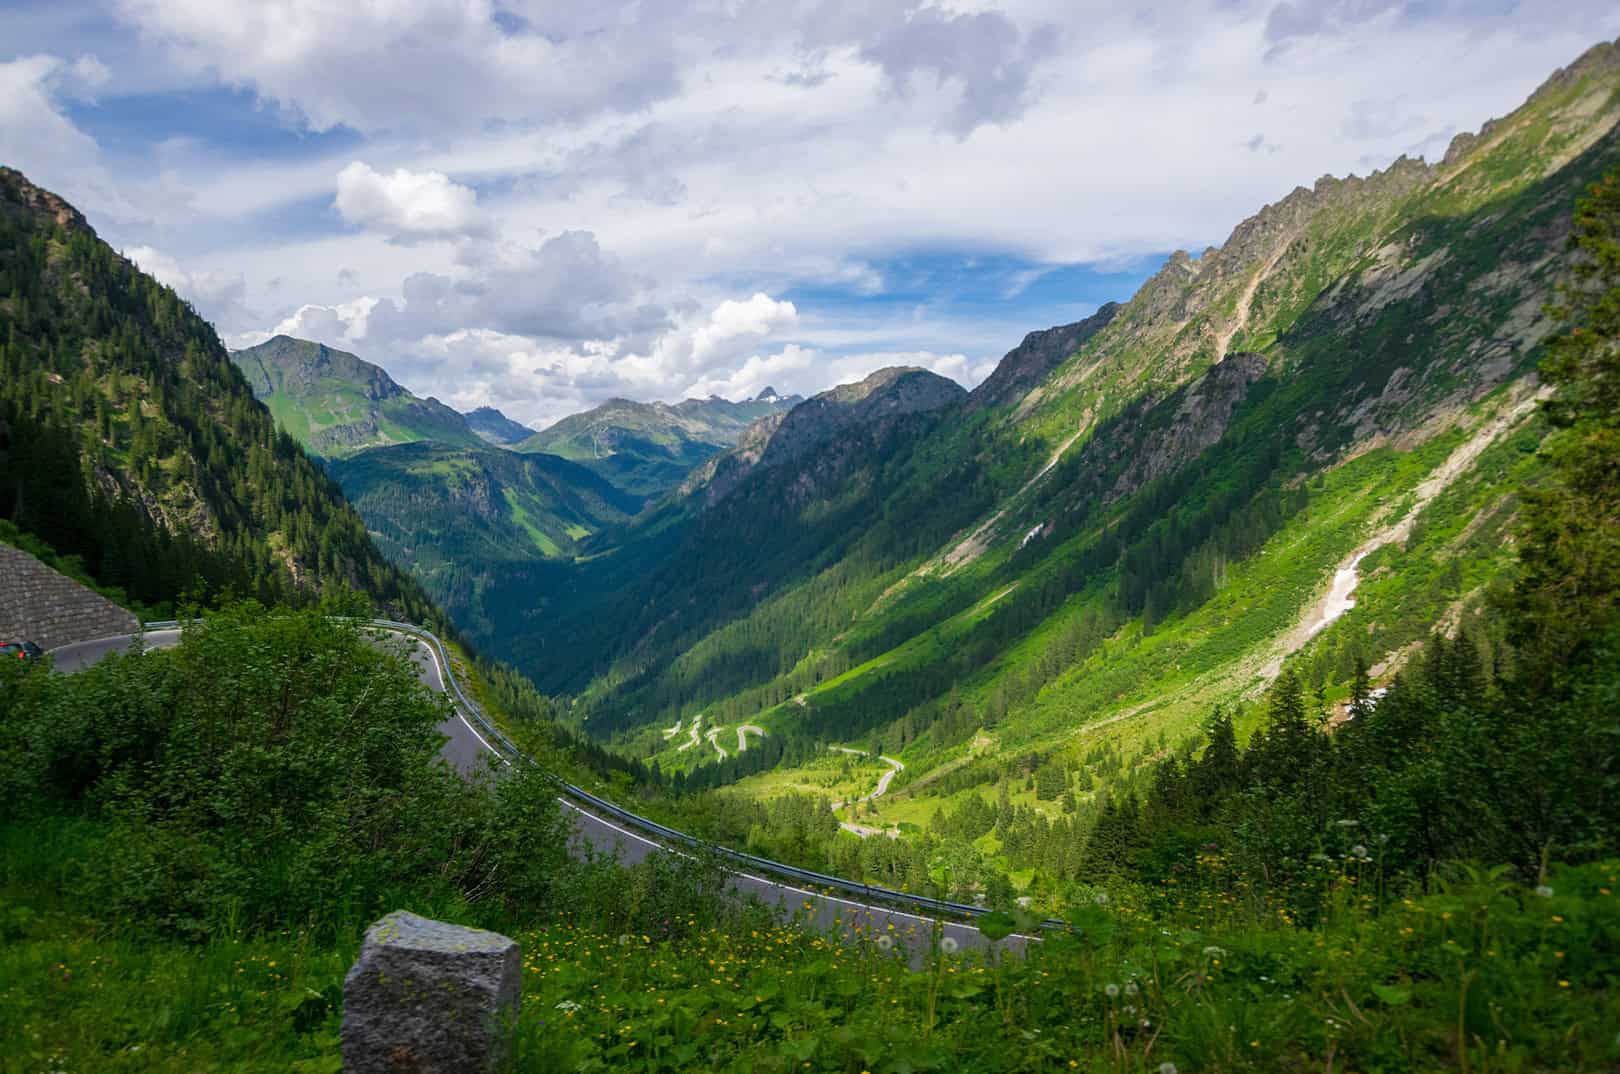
top-left (3, 1), bottom-right (1618, 426)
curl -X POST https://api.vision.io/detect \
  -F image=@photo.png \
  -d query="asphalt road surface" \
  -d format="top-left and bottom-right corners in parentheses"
top-left (51, 624), bottom-right (1027, 959)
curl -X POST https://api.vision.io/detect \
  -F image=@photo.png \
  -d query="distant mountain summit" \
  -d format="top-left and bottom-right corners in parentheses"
top-left (688, 366), bottom-right (966, 505)
top-left (230, 335), bottom-right (482, 458)
top-left (464, 405), bottom-right (533, 445)
top-left (516, 391), bottom-right (801, 498)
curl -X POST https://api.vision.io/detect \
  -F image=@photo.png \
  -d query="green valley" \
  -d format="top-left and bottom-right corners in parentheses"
top-left (487, 37), bottom-right (1620, 902)
top-left (5, 21), bottom-right (1620, 1074)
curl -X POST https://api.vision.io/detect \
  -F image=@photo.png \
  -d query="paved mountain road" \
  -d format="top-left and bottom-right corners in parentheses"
top-left (51, 624), bottom-right (1027, 959)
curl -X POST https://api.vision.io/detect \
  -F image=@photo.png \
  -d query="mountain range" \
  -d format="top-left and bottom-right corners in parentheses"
top-left (447, 37), bottom-right (1620, 866)
top-left (513, 390), bottom-right (802, 498)
top-left (5, 37), bottom-right (1617, 889)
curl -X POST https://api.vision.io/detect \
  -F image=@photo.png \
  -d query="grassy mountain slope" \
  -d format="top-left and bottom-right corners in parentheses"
top-left (328, 442), bottom-right (639, 639)
top-left (0, 169), bottom-right (439, 621)
top-left (231, 334), bottom-right (484, 459)
top-left (516, 390), bottom-right (800, 498)
top-left (508, 42), bottom-right (1620, 830)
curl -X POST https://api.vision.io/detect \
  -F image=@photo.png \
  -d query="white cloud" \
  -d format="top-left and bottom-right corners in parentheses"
top-left (262, 296), bottom-right (382, 350)
top-left (0, 54), bottom-right (135, 225)
top-left (334, 162), bottom-right (485, 242)
top-left (12, 1), bottom-right (1620, 431)
top-left (692, 294), bottom-right (799, 358)
top-left (681, 345), bottom-right (984, 404)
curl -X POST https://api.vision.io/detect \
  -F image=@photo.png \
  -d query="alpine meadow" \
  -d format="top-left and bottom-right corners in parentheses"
top-left (2, 10), bottom-right (1620, 1074)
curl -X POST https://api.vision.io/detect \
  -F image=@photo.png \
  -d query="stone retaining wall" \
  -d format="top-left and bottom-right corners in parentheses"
top-left (0, 542), bottom-right (139, 649)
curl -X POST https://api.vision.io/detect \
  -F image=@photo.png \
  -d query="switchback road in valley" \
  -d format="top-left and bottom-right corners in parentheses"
top-left (52, 622), bottom-right (1034, 960)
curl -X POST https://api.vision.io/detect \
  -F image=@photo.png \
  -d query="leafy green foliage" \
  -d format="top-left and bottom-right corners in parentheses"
top-left (0, 604), bottom-right (568, 940)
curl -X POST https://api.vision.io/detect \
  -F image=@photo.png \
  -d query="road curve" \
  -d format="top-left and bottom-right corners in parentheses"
top-left (52, 621), bottom-right (1032, 959)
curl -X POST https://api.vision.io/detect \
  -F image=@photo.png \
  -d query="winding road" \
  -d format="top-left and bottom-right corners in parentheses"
top-left (49, 622), bottom-right (1036, 959)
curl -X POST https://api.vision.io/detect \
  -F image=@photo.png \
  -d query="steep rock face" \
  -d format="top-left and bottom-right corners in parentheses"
top-left (967, 303), bottom-right (1120, 413)
top-left (1104, 352), bottom-right (1271, 503)
top-left (693, 367), bottom-right (965, 506)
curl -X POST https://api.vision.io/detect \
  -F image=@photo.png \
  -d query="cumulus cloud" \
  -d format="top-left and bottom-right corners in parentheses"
top-left (0, 54), bottom-right (136, 225)
top-left (334, 162), bottom-right (485, 242)
top-left (860, 6), bottom-right (1060, 135)
top-left (116, 0), bottom-right (683, 133)
top-left (680, 345), bottom-right (983, 404)
top-left (17, 0), bottom-right (1618, 431)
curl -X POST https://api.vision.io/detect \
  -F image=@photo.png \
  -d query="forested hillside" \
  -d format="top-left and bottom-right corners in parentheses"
top-left (0, 169), bottom-right (438, 620)
top-left (329, 441), bottom-right (640, 639)
top-left (490, 39), bottom-right (1620, 882)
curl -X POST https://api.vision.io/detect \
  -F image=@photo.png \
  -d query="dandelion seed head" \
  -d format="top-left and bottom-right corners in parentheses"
top-left (1104, 983), bottom-right (1120, 998)
top-left (1124, 981), bottom-right (1139, 996)
top-left (876, 935), bottom-right (894, 952)
top-left (1093, 892), bottom-right (1109, 905)
top-left (940, 937), bottom-right (960, 955)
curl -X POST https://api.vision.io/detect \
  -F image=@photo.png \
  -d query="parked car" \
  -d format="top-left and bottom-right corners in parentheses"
top-left (0, 640), bottom-right (44, 661)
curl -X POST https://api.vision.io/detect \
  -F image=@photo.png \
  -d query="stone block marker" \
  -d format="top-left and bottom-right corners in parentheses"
top-left (343, 911), bottom-right (521, 1074)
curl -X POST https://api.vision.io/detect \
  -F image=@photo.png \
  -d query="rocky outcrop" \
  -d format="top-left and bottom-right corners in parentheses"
top-left (0, 542), bottom-right (139, 650)
top-left (0, 167), bottom-right (93, 235)
top-left (1105, 352), bottom-right (1270, 502)
top-left (692, 367), bottom-right (965, 506)
top-left (342, 911), bottom-right (522, 1074)
top-left (968, 303), bottom-right (1120, 413)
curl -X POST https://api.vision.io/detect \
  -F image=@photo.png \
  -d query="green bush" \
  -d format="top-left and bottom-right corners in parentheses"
top-left (0, 604), bottom-right (570, 940)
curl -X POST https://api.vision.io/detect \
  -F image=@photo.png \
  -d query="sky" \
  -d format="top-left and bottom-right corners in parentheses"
top-left (4, 2), bottom-right (1617, 429)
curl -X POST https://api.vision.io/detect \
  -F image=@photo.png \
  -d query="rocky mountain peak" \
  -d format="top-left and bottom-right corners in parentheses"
top-left (969, 304), bottom-right (1121, 413)
top-left (0, 167), bottom-right (93, 236)
top-left (687, 367), bottom-right (965, 506)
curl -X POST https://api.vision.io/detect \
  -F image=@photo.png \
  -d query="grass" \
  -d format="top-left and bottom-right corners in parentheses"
top-left (9, 810), bottom-right (1616, 1074)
